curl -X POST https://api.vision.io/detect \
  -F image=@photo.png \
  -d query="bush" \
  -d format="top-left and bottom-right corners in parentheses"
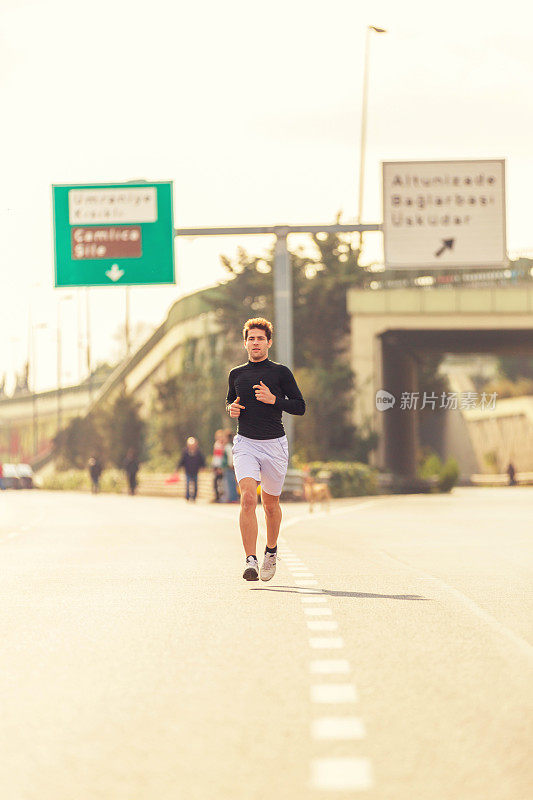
top-left (41, 469), bottom-right (125, 493)
top-left (438, 458), bottom-right (460, 493)
top-left (418, 453), bottom-right (443, 480)
top-left (42, 470), bottom-right (90, 491)
top-left (304, 461), bottom-right (378, 498)
top-left (417, 452), bottom-right (460, 493)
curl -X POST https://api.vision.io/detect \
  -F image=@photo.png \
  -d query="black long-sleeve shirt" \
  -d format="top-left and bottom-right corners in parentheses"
top-left (226, 359), bottom-right (305, 440)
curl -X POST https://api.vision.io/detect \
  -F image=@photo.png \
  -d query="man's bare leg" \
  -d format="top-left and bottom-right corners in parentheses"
top-left (261, 489), bottom-right (282, 548)
top-left (239, 477), bottom-right (259, 556)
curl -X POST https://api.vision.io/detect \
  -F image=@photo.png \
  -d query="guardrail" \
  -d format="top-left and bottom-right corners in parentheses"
top-left (136, 468), bottom-right (306, 501)
top-left (137, 470), bottom-right (214, 500)
top-left (470, 472), bottom-right (533, 487)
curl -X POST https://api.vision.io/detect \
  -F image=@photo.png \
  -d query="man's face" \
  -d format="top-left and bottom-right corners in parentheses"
top-left (244, 328), bottom-right (272, 362)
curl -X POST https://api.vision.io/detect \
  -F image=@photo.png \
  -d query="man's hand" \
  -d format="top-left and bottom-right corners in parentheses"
top-left (229, 396), bottom-right (245, 418)
top-left (253, 381), bottom-right (276, 405)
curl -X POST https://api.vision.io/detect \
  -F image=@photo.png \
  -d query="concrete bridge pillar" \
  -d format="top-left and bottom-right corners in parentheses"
top-left (381, 336), bottom-right (418, 476)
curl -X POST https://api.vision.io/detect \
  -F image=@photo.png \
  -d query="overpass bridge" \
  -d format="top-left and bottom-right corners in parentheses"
top-left (0, 287), bottom-right (221, 465)
top-left (348, 285), bottom-right (533, 475)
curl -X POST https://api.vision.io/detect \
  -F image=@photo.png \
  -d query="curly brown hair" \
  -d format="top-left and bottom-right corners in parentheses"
top-left (242, 317), bottom-right (273, 341)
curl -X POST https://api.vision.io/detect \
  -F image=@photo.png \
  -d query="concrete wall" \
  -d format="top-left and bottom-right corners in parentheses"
top-left (463, 397), bottom-right (533, 472)
top-left (0, 383), bottom-right (102, 462)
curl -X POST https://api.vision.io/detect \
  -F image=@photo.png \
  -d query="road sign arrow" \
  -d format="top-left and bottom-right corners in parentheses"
top-left (106, 264), bottom-right (125, 282)
top-left (435, 238), bottom-right (455, 258)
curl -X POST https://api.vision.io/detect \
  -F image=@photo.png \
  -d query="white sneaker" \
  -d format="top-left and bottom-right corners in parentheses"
top-left (260, 551), bottom-right (277, 581)
top-left (243, 555), bottom-right (259, 581)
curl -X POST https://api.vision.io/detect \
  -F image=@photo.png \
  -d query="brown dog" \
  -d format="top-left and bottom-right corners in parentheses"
top-left (303, 475), bottom-right (332, 512)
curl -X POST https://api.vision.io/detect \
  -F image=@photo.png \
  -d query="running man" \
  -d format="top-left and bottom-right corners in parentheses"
top-left (226, 317), bottom-right (306, 581)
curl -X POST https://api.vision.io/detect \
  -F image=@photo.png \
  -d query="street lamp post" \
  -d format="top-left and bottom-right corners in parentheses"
top-left (125, 286), bottom-right (131, 357)
top-left (57, 294), bottom-right (73, 436)
top-left (357, 25), bottom-right (387, 253)
top-left (86, 289), bottom-right (93, 402)
top-left (30, 322), bottom-right (48, 458)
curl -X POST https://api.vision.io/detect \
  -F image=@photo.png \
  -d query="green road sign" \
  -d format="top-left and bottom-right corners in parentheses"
top-left (52, 181), bottom-right (175, 287)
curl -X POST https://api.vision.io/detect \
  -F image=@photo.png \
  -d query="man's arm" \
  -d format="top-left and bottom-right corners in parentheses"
top-left (225, 371), bottom-right (237, 413)
top-left (274, 367), bottom-right (306, 415)
top-left (226, 370), bottom-right (245, 417)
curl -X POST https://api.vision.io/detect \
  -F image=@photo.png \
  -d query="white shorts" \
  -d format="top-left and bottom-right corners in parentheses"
top-left (232, 434), bottom-right (289, 496)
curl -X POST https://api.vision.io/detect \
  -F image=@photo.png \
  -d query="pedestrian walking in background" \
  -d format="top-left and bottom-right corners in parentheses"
top-left (211, 429), bottom-right (226, 502)
top-left (123, 448), bottom-right (140, 496)
top-left (178, 437), bottom-right (206, 502)
top-left (223, 429), bottom-right (239, 502)
top-left (88, 455), bottom-right (103, 494)
top-left (507, 461), bottom-right (517, 486)
top-left (226, 317), bottom-right (305, 581)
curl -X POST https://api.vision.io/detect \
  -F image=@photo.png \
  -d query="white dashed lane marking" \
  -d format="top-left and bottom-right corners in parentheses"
top-left (311, 684), bottom-right (358, 704)
top-left (309, 637), bottom-right (345, 649)
top-left (280, 536), bottom-right (376, 794)
top-left (311, 758), bottom-right (374, 791)
top-left (307, 620), bottom-right (339, 631)
top-left (312, 717), bottom-right (366, 741)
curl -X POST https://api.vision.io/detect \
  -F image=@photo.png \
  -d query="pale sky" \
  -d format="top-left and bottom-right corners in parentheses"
top-left (1, 0), bottom-right (532, 392)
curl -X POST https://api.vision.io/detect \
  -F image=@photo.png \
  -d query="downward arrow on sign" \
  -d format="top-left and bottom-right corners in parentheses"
top-left (106, 264), bottom-right (125, 281)
top-left (435, 239), bottom-right (454, 257)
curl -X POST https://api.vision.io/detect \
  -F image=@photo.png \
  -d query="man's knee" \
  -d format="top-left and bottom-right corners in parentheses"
top-left (263, 498), bottom-right (280, 516)
top-left (241, 489), bottom-right (257, 511)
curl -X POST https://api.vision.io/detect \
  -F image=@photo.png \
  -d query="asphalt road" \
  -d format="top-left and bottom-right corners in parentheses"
top-left (0, 487), bottom-right (531, 800)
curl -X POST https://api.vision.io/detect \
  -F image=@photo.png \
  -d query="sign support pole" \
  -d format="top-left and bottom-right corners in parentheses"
top-left (273, 228), bottom-right (294, 447)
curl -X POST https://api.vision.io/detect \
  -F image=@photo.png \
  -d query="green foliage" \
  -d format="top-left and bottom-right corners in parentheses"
top-left (83, 361), bottom-right (115, 385)
top-left (482, 376), bottom-right (533, 399)
top-left (417, 354), bottom-right (449, 405)
top-left (42, 468), bottom-right (125, 493)
top-left (42, 469), bottom-right (89, 491)
top-left (294, 366), bottom-right (376, 461)
top-left (418, 453), bottom-right (443, 479)
top-left (417, 452), bottom-right (460, 492)
top-left (483, 450), bottom-right (499, 473)
top-left (149, 355), bottom-right (227, 463)
top-left (304, 461), bottom-right (378, 497)
top-left (107, 390), bottom-right (146, 468)
top-left (439, 458), bottom-right (460, 493)
top-left (54, 388), bottom-right (146, 470)
top-left (496, 355), bottom-right (533, 383)
top-left (54, 411), bottom-right (107, 470)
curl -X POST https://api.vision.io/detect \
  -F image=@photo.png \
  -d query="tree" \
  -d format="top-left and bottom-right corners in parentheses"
top-left (209, 226), bottom-right (376, 462)
top-left (149, 343), bottom-right (228, 467)
top-left (106, 390), bottom-right (146, 468)
top-left (496, 355), bottom-right (533, 383)
top-left (54, 411), bottom-right (107, 469)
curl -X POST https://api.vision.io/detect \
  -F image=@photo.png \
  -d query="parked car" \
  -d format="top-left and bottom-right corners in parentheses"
top-left (17, 464), bottom-right (34, 489)
top-left (2, 463), bottom-right (21, 489)
top-left (0, 463), bottom-right (34, 489)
